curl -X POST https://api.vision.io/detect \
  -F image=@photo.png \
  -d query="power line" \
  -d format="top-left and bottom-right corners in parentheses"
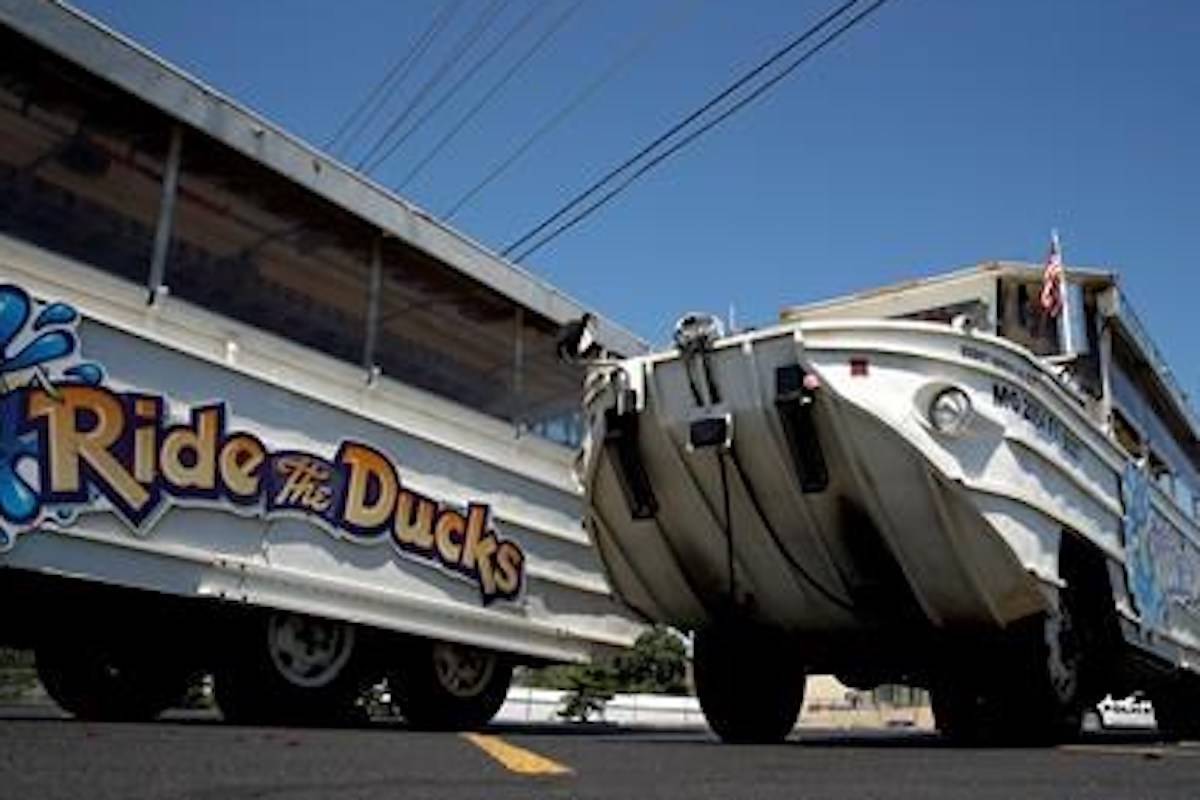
top-left (357, 0), bottom-right (509, 173)
top-left (501, 0), bottom-right (860, 258)
top-left (326, 0), bottom-right (463, 158)
top-left (363, 1), bottom-right (546, 178)
top-left (508, 0), bottom-right (894, 263)
top-left (442, 0), bottom-right (704, 221)
top-left (396, 0), bottom-right (586, 191)
top-left (357, 0), bottom-right (507, 171)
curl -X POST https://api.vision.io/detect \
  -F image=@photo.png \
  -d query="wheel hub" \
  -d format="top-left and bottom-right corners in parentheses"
top-left (431, 643), bottom-right (496, 698)
top-left (266, 613), bottom-right (355, 688)
top-left (1045, 604), bottom-right (1081, 705)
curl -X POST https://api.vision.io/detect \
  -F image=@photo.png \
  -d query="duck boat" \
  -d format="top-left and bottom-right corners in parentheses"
top-left (0, 0), bottom-right (642, 728)
top-left (580, 262), bottom-right (1200, 743)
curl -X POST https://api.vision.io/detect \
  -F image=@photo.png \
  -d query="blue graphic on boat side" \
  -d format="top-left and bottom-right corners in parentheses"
top-left (64, 363), bottom-right (103, 386)
top-left (1121, 461), bottom-right (1166, 631)
top-left (0, 286), bottom-right (28, 344)
top-left (0, 286), bottom-right (78, 383)
top-left (34, 302), bottom-right (78, 329)
top-left (0, 392), bottom-right (40, 525)
top-left (0, 284), bottom-right (102, 547)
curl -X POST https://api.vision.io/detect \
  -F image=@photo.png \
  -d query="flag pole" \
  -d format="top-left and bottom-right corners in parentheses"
top-left (1053, 229), bottom-right (1069, 334)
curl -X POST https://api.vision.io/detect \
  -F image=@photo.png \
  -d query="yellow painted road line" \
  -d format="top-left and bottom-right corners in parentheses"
top-left (461, 733), bottom-right (573, 776)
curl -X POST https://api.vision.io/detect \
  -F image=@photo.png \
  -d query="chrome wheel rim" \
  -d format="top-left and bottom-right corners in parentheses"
top-left (431, 642), bottom-right (496, 698)
top-left (267, 613), bottom-right (355, 688)
top-left (1045, 604), bottom-right (1080, 705)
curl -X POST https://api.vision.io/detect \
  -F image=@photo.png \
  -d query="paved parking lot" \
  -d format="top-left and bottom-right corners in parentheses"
top-left (1, 707), bottom-right (1198, 800)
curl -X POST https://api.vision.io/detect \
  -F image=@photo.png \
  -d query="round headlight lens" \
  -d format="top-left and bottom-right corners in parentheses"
top-left (929, 387), bottom-right (972, 435)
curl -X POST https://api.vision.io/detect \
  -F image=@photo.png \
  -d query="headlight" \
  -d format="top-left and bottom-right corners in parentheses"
top-left (928, 387), bottom-right (972, 435)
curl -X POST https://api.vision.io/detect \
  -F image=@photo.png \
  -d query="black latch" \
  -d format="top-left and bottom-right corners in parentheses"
top-left (775, 364), bottom-right (829, 493)
top-left (603, 405), bottom-right (658, 519)
top-left (688, 415), bottom-right (732, 451)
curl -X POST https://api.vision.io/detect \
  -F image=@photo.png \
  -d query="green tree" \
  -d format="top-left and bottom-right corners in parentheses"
top-left (522, 626), bottom-right (690, 721)
top-left (556, 662), bottom-right (617, 723)
top-left (613, 626), bottom-right (688, 695)
top-left (0, 649), bottom-right (37, 702)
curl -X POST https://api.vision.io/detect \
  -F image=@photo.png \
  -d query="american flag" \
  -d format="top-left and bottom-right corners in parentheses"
top-left (1040, 230), bottom-right (1064, 317)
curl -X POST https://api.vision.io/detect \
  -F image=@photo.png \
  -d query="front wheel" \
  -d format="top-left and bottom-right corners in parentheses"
top-left (214, 612), bottom-right (371, 726)
top-left (933, 610), bottom-right (1084, 745)
top-left (389, 640), bottom-right (512, 730)
top-left (36, 631), bottom-right (193, 722)
top-left (693, 625), bottom-right (805, 744)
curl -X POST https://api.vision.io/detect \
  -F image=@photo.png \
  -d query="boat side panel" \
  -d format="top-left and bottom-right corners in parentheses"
top-left (0, 313), bottom-right (641, 661)
top-left (800, 322), bottom-right (1200, 663)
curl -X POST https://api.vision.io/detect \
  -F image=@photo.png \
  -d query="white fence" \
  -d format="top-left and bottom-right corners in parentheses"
top-left (495, 680), bottom-right (937, 730)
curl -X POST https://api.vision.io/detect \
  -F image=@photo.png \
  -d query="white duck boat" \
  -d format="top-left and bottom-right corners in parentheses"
top-left (579, 262), bottom-right (1200, 743)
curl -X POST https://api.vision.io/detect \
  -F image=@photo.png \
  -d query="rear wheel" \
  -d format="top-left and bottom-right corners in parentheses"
top-left (1148, 678), bottom-right (1200, 741)
top-left (693, 625), bottom-right (805, 744)
top-left (214, 612), bottom-right (370, 726)
top-left (390, 640), bottom-right (511, 730)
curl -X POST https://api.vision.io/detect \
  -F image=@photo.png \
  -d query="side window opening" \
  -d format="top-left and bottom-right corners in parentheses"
top-left (897, 299), bottom-right (989, 327)
top-left (998, 277), bottom-right (1104, 405)
top-left (998, 278), bottom-right (1061, 356)
top-left (1111, 408), bottom-right (1142, 459)
top-left (1148, 450), bottom-right (1174, 496)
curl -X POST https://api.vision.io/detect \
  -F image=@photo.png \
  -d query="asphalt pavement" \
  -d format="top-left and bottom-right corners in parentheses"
top-left (1, 706), bottom-right (1198, 799)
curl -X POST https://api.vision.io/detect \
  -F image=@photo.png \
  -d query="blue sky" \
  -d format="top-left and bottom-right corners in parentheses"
top-left (72, 0), bottom-right (1198, 397)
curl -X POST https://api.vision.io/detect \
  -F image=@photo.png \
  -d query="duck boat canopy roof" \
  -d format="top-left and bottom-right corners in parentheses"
top-left (781, 261), bottom-right (1200, 476)
top-left (0, 0), bottom-right (645, 447)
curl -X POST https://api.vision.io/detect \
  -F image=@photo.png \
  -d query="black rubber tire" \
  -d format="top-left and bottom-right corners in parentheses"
top-left (931, 684), bottom-right (1003, 745)
top-left (1148, 679), bottom-right (1200, 741)
top-left (35, 630), bottom-right (192, 722)
top-left (932, 682), bottom-right (1069, 746)
top-left (933, 611), bottom-right (1084, 746)
top-left (693, 626), bottom-right (805, 744)
top-left (390, 640), bottom-right (512, 731)
top-left (213, 612), bottom-right (371, 727)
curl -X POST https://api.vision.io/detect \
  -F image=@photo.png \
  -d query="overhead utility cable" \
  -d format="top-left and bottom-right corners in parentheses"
top-left (442, 0), bottom-right (704, 220)
top-left (507, 0), bottom-right (894, 262)
top-left (363, 1), bottom-right (546, 177)
top-left (396, 0), bottom-right (586, 191)
top-left (502, 0), bottom-right (859, 257)
top-left (326, 0), bottom-right (463, 158)
top-left (357, 0), bottom-right (509, 172)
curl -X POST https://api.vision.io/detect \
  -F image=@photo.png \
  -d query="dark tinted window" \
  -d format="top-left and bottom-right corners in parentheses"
top-left (0, 33), bottom-right (169, 286)
top-left (167, 134), bottom-right (371, 365)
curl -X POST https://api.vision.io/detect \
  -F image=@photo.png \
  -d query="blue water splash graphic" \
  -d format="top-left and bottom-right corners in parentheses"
top-left (0, 285), bottom-right (30, 345)
top-left (0, 286), bottom-right (79, 385)
top-left (0, 392), bottom-right (40, 526)
top-left (34, 302), bottom-right (78, 329)
top-left (4, 329), bottom-right (75, 374)
top-left (0, 284), bottom-right (91, 535)
top-left (65, 362), bottom-right (103, 386)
